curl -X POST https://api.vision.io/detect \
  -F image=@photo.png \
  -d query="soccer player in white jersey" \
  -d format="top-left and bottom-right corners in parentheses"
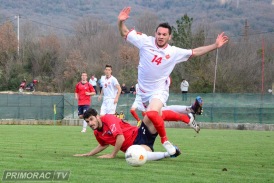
top-left (118, 7), bottom-right (229, 155)
top-left (98, 64), bottom-right (122, 116)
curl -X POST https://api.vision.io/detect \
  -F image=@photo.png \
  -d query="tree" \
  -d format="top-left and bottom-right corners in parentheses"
top-left (134, 11), bottom-right (159, 36)
top-left (172, 14), bottom-right (193, 48)
top-left (62, 49), bottom-right (87, 92)
top-left (0, 22), bottom-right (18, 90)
top-left (171, 14), bottom-right (213, 93)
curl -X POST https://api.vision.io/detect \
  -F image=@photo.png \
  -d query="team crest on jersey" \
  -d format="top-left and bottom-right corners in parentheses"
top-left (110, 124), bottom-right (116, 133)
top-left (165, 54), bottom-right (170, 59)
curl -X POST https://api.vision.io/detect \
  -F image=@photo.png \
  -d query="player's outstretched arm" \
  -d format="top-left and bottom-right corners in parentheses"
top-left (73, 144), bottom-right (109, 157)
top-left (118, 7), bottom-right (131, 38)
top-left (192, 32), bottom-right (229, 57)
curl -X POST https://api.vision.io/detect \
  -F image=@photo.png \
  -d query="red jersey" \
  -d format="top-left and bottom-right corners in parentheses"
top-left (94, 114), bottom-right (138, 152)
top-left (75, 82), bottom-right (95, 105)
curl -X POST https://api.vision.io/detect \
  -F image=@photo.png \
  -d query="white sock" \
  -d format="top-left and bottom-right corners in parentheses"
top-left (162, 105), bottom-right (190, 114)
top-left (82, 120), bottom-right (87, 129)
top-left (146, 151), bottom-right (170, 161)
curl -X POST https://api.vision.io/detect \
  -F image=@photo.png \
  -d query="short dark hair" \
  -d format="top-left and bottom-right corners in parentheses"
top-left (156, 22), bottom-right (172, 35)
top-left (105, 64), bottom-right (112, 69)
top-left (83, 108), bottom-right (98, 120)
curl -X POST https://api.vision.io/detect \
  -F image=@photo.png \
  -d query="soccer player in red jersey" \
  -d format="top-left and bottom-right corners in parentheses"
top-left (75, 72), bottom-right (96, 133)
top-left (118, 7), bottom-right (228, 155)
top-left (73, 108), bottom-right (180, 160)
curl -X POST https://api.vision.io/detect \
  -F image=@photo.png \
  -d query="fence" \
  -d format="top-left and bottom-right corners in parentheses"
top-left (1, 92), bottom-right (273, 124)
top-left (0, 93), bottom-right (64, 120)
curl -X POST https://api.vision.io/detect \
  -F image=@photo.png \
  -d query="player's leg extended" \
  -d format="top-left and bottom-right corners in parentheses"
top-left (163, 105), bottom-right (189, 114)
top-left (142, 146), bottom-right (181, 160)
top-left (161, 109), bottom-right (199, 133)
top-left (161, 109), bottom-right (190, 123)
top-left (136, 123), bottom-right (181, 160)
top-left (163, 96), bottom-right (203, 115)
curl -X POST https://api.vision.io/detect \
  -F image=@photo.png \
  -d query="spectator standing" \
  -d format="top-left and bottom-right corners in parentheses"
top-left (89, 75), bottom-right (98, 94)
top-left (180, 79), bottom-right (189, 101)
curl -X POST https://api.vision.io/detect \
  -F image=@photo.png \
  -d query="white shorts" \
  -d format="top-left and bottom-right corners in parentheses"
top-left (131, 97), bottom-right (146, 112)
top-left (139, 90), bottom-right (169, 108)
top-left (100, 98), bottom-right (117, 115)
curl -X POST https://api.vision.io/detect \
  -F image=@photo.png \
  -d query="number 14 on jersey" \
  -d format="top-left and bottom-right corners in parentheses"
top-left (151, 55), bottom-right (162, 65)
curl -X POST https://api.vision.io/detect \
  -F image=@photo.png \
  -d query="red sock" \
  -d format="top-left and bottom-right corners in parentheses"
top-left (130, 109), bottom-right (140, 121)
top-left (146, 111), bottom-right (167, 143)
top-left (162, 110), bottom-right (190, 124)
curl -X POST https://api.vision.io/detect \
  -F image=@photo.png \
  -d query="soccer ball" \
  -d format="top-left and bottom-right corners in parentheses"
top-left (125, 145), bottom-right (147, 167)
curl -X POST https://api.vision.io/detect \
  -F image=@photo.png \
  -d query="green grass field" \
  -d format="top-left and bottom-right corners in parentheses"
top-left (0, 125), bottom-right (273, 183)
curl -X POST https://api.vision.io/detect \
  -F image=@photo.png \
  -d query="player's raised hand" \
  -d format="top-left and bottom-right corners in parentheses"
top-left (215, 32), bottom-right (229, 48)
top-left (118, 7), bottom-right (131, 21)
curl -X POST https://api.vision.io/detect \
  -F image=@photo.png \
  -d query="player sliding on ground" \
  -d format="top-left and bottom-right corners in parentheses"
top-left (118, 7), bottom-right (228, 156)
top-left (73, 108), bottom-right (181, 160)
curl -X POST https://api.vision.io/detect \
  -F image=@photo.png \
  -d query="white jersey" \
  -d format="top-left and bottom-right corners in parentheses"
top-left (101, 75), bottom-right (120, 99)
top-left (126, 30), bottom-right (192, 93)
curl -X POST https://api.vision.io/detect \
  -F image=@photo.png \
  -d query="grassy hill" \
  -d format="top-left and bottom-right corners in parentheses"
top-left (0, 0), bottom-right (273, 37)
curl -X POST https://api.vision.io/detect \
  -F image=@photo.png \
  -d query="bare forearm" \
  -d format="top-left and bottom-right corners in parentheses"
top-left (86, 144), bottom-right (109, 156)
top-left (111, 135), bottom-right (125, 157)
top-left (192, 43), bottom-right (218, 57)
top-left (74, 144), bottom-right (109, 157)
top-left (118, 20), bottom-right (129, 38)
